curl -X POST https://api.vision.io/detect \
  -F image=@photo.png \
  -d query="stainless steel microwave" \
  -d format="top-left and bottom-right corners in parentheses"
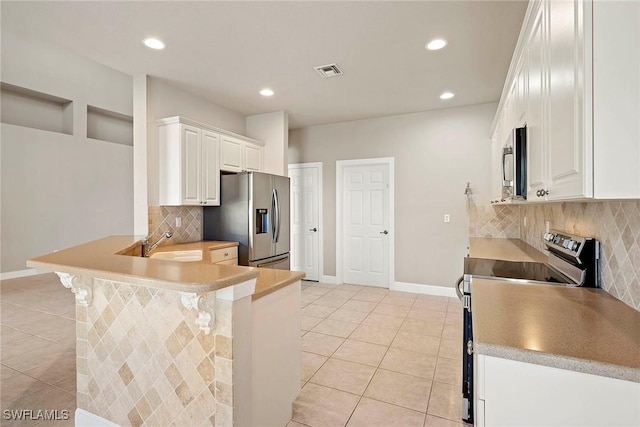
top-left (502, 126), bottom-right (527, 200)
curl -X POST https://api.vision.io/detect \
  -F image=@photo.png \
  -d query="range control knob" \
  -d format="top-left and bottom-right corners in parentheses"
top-left (572, 241), bottom-right (580, 251)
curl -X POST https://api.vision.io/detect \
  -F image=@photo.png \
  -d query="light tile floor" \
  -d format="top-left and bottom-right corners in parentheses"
top-left (1, 274), bottom-right (466, 427)
top-left (1, 273), bottom-right (76, 426)
top-left (290, 281), bottom-right (466, 427)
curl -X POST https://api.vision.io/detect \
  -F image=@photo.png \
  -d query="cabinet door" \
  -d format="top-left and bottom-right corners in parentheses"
top-left (220, 135), bottom-right (243, 172)
top-left (244, 142), bottom-right (263, 172)
top-left (181, 124), bottom-right (202, 205)
top-left (526, 3), bottom-right (548, 201)
top-left (201, 130), bottom-right (220, 206)
top-left (491, 137), bottom-right (503, 201)
top-left (547, 0), bottom-right (590, 199)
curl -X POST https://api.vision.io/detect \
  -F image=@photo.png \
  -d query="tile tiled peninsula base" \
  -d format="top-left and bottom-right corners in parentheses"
top-left (75, 278), bottom-right (233, 426)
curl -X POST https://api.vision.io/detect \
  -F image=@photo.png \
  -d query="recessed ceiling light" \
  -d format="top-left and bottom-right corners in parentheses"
top-left (143, 38), bottom-right (165, 50)
top-left (440, 91), bottom-right (455, 100)
top-left (426, 39), bottom-right (448, 51)
top-left (260, 88), bottom-right (274, 97)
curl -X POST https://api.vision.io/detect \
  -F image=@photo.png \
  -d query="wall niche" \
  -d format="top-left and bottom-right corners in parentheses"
top-left (0, 82), bottom-right (73, 135)
top-left (86, 105), bottom-right (133, 146)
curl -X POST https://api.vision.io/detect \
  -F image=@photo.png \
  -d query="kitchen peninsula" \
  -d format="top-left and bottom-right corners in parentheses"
top-left (27, 236), bottom-right (304, 427)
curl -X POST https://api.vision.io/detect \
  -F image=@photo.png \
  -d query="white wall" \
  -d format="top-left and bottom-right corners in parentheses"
top-left (146, 77), bottom-right (247, 205)
top-left (289, 103), bottom-right (496, 288)
top-left (0, 31), bottom-right (134, 273)
top-left (246, 111), bottom-right (289, 176)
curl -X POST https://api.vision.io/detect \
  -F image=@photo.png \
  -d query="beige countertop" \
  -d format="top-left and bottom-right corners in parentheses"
top-left (472, 278), bottom-right (640, 382)
top-left (27, 236), bottom-right (258, 293)
top-left (27, 236), bottom-right (304, 298)
top-left (469, 237), bottom-right (547, 263)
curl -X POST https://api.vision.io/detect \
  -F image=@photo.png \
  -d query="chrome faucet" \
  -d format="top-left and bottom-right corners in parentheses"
top-left (141, 231), bottom-right (173, 257)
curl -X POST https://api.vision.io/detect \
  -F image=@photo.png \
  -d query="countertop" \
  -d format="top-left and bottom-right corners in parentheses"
top-left (472, 278), bottom-right (640, 382)
top-left (468, 237), bottom-right (547, 263)
top-left (27, 236), bottom-right (258, 293)
top-left (27, 236), bottom-right (304, 298)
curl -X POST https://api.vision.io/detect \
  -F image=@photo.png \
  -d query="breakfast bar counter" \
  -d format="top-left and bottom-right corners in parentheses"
top-left (27, 236), bottom-right (303, 427)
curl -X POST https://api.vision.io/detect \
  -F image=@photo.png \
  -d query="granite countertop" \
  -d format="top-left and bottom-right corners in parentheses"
top-left (468, 237), bottom-right (547, 263)
top-left (472, 278), bottom-right (640, 383)
top-left (27, 236), bottom-right (304, 298)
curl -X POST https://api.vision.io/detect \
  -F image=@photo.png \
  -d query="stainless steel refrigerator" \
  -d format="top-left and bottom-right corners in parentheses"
top-left (203, 172), bottom-right (290, 269)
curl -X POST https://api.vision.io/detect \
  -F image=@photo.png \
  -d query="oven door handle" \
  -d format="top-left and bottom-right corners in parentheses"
top-left (455, 276), bottom-right (464, 302)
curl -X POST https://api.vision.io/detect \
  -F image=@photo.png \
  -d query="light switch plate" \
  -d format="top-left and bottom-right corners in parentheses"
top-left (444, 214), bottom-right (451, 223)
top-left (176, 217), bottom-right (182, 228)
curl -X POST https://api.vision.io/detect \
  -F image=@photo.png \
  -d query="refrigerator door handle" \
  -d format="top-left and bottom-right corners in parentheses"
top-left (274, 188), bottom-right (281, 243)
top-left (271, 189), bottom-right (277, 243)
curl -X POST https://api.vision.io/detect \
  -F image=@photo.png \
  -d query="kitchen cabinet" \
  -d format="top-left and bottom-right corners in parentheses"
top-left (158, 116), bottom-right (265, 206)
top-left (220, 134), bottom-right (264, 173)
top-left (210, 246), bottom-right (238, 265)
top-left (490, 0), bottom-right (640, 201)
top-left (158, 121), bottom-right (220, 206)
top-left (475, 354), bottom-right (640, 426)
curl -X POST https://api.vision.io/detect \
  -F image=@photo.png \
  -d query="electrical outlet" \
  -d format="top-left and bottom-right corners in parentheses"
top-left (524, 216), bottom-right (528, 227)
top-left (545, 220), bottom-right (550, 233)
top-left (444, 214), bottom-right (451, 223)
top-left (176, 217), bottom-right (182, 228)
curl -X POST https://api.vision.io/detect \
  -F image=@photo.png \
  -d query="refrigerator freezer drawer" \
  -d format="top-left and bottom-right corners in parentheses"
top-left (249, 253), bottom-right (290, 270)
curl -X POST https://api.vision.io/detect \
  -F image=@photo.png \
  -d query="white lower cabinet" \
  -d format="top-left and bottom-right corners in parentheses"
top-left (158, 122), bottom-right (220, 206)
top-left (476, 354), bottom-right (640, 426)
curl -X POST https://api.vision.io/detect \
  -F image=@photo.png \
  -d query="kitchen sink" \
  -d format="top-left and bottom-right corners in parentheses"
top-left (149, 249), bottom-right (203, 262)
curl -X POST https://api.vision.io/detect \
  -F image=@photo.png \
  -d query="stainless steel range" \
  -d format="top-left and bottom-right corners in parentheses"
top-left (456, 230), bottom-right (601, 424)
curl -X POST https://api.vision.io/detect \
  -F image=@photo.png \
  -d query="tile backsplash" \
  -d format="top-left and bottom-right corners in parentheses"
top-left (148, 206), bottom-right (202, 245)
top-left (467, 202), bottom-right (520, 239)
top-left (520, 201), bottom-right (640, 311)
top-left (469, 200), bottom-right (640, 311)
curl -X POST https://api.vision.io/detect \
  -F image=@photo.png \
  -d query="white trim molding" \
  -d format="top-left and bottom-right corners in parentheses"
top-left (55, 272), bottom-right (93, 307)
top-left (0, 268), bottom-right (44, 280)
top-left (392, 281), bottom-right (457, 298)
top-left (336, 157), bottom-right (395, 288)
top-left (75, 409), bottom-right (119, 427)
top-left (288, 162), bottom-right (324, 282)
top-left (320, 275), bottom-right (338, 285)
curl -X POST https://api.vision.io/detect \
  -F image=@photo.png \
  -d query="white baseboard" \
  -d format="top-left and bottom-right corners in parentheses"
top-left (392, 281), bottom-right (457, 298)
top-left (75, 409), bottom-right (119, 427)
top-left (0, 268), bottom-right (43, 281)
top-left (320, 275), bottom-right (338, 285)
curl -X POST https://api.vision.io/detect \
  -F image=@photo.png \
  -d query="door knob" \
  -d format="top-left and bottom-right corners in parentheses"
top-left (380, 230), bottom-right (389, 235)
top-left (309, 228), bottom-right (318, 232)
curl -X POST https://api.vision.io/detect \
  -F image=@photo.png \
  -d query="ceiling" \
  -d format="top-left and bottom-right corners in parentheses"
top-left (1, 1), bottom-right (527, 129)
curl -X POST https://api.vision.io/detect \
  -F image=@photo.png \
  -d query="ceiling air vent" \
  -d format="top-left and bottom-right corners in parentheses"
top-left (314, 63), bottom-right (343, 78)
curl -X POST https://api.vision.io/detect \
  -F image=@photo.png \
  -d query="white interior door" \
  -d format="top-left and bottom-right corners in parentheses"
top-left (342, 162), bottom-right (390, 287)
top-left (289, 164), bottom-right (320, 281)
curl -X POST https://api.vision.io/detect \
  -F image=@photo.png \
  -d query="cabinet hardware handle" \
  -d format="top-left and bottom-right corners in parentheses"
top-left (224, 252), bottom-right (229, 256)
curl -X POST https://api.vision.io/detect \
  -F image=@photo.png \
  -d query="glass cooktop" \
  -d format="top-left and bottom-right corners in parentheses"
top-left (463, 257), bottom-right (574, 285)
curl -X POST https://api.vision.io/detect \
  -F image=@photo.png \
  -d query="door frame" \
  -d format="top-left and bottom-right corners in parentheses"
top-left (336, 157), bottom-right (395, 287)
top-left (288, 162), bottom-right (323, 281)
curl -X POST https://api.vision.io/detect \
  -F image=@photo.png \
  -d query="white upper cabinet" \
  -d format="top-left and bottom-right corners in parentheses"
top-left (157, 116), bottom-right (265, 206)
top-left (158, 121), bottom-right (220, 206)
top-left (220, 134), bottom-right (264, 173)
top-left (491, 0), bottom-right (640, 201)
